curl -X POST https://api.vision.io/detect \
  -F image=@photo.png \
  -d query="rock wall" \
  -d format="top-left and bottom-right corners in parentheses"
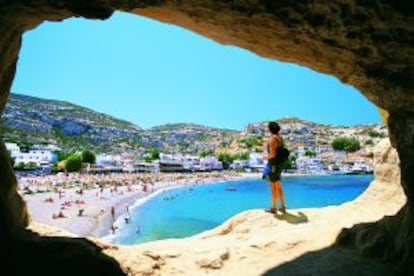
top-left (0, 0), bottom-right (413, 274)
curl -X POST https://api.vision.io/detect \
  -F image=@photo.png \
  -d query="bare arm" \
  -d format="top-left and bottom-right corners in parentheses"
top-left (263, 136), bottom-right (278, 160)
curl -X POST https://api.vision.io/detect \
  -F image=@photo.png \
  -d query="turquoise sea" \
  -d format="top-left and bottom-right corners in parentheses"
top-left (109, 174), bottom-right (372, 245)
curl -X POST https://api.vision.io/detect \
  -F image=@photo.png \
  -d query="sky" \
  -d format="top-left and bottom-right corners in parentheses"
top-left (11, 11), bottom-right (382, 131)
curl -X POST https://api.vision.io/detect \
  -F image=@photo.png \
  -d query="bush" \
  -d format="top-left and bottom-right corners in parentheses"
top-left (217, 152), bottom-right (234, 169)
top-left (368, 129), bottom-right (381, 138)
top-left (81, 149), bottom-right (96, 164)
top-left (65, 154), bottom-right (83, 172)
top-left (305, 150), bottom-right (317, 156)
top-left (331, 137), bottom-right (360, 152)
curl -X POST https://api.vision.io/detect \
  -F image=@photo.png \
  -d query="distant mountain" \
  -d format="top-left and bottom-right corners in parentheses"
top-left (0, 93), bottom-right (388, 156)
top-left (0, 93), bottom-right (240, 154)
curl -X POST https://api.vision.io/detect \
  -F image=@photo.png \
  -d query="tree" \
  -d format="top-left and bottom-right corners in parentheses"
top-left (27, 162), bottom-right (37, 170)
top-left (305, 150), bottom-right (317, 156)
top-left (239, 136), bottom-right (263, 149)
top-left (368, 129), bottom-right (381, 138)
top-left (232, 151), bottom-right (250, 160)
top-left (148, 148), bottom-right (160, 160)
top-left (65, 154), bottom-right (83, 172)
top-left (81, 149), bottom-right (96, 164)
top-left (331, 137), bottom-right (360, 152)
top-left (199, 149), bottom-right (215, 158)
top-left (55, 150), bottom-right (69, 162)
top-left (286, 156), bottom-right (297, 169)
top-left (143, 156), bottom-right (153, 163)
top-left (217, 152), bottom-right (234, 169)
top-left (14, 162), bottom-right (25, 171)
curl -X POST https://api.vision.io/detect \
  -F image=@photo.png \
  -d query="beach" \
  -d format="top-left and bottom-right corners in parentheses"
top-left (20, 171), bottom-right (246, 237)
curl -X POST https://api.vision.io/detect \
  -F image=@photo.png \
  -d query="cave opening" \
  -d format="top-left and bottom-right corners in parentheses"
top-left (0, 2), bottom-right (412, 275)
top-left (6, 11), bottom-right (383, 240)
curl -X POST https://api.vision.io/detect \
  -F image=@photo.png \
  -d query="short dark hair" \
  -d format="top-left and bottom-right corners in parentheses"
top-left (268, 121), bottom-right (280, 134)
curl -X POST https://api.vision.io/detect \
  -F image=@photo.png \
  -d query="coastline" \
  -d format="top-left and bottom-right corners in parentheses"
top-left (23, 170), bottom-right (349, 238)
top-left (22, 171), bottom-right (247, 238)
top-left (26, 139), bottom-right (406, 275)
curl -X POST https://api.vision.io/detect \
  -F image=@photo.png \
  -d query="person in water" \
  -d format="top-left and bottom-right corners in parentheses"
top-left (262, 121), bottom-right (286, 214)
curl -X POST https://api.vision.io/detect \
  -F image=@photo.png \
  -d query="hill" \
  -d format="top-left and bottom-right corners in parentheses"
top-left (0, 93), bottom-right (240, 154)
top-left (0, 93), bottom-right (387, 155)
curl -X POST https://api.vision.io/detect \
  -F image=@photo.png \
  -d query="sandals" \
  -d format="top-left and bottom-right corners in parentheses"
top-left (265, 206), bottom-right (286, 214)
top-left (265, 208), bottom-right (277, 214)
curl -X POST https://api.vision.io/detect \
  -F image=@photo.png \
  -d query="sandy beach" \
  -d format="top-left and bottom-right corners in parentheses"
top-left (20, 171), bottom-right (246, 238)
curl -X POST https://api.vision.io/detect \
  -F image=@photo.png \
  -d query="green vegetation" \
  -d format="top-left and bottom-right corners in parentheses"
top-left (232, 151), bottom-right (250, 160)
top-left (199, 149), bottom-right (215, 157)
top-left (81, 149), bottom-right (96, 164)
top-left (194, 132), bottom-right (211, 141)
top-left (55, 150), bottom-right (69, 162)
top-left (239, 135), bottom-right (263, 149)
top-left (216, 151), bottom-right (250, 169)
top-left (367, 129), bottom-right (385, 138)
top-left (148, 148), bottom-right (160, 161)
top-left (331, 137), bottom-right (360, 152)
top-left (2, 93), bottom-right (387, 158)
top-left (304, 150), bottom-right (317, 156)
top-left (365, 139), bottom-right (374, 145)
top-left (14, 161), bottom-right (37, 171)
top-left (283, 155), bottom-right (297, 169)
top-left (64, 154), bottom-right (83, 172)
top-left (217, 152), bottom-right (234, 169)
top-left (364, 152), bottom-right (374, 158)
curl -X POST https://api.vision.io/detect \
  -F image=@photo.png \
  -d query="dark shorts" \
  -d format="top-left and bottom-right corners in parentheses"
top-left (268, 158), bottom-right (282, 182)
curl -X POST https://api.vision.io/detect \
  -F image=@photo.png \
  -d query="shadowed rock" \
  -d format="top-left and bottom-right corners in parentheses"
top-left (0, 0), bottom-right (413, 275)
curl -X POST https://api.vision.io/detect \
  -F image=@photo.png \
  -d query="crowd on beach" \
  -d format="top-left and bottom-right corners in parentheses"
top-left (18, 171), bottom-right (241, 194)
top-left (18, 171), bottom-right (244, 237)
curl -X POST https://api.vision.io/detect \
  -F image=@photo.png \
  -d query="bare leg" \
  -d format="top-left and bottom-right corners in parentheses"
top-left (270, 182), bottom-right (277, 209)
top-left (276, 181), bottom-right (286, 212)
top-left (267, 181), bottom-right (277, 213)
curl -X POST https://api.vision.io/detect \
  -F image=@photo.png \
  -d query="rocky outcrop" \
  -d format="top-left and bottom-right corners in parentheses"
top-left (28, 139), bottom-right (406, 275)
top-left (0, 0), bottom-right (413, 274)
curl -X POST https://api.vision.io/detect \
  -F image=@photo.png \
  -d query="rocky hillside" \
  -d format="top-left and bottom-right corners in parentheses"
top-left (1, 93), bottom-right (145, 153)
top-left (242, 117), bottom-right (388, 149)
top-left (0, 93), bottom-right (240, 154)
top-left (144, 123), bottom-right (238, 154)
top-left (0, 93), bottom-right (387, 155)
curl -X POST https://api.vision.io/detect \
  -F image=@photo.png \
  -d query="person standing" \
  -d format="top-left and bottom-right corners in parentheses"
top-left (110, 205), bottom-right (115, 220)
top-left (263, 121), bottom-right (286, 214)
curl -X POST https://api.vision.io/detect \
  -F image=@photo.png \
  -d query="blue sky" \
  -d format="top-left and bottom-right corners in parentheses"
top-left (11, 11), bottom-right (381, 130)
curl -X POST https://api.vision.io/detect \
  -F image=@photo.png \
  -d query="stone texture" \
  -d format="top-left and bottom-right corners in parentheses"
top-left (0, 0), bottom-right (413, 275)
top-left (30, 139), bottom-right (406, 275)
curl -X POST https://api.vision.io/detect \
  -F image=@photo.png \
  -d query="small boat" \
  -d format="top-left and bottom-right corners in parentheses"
top-left (225, 187), bottom-right (237, 191)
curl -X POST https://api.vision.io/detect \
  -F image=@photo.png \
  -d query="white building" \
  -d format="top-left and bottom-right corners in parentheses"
top-left (230, 159), bottom-right (249, 170)
top-left (296, 156), bottom-right (324, 174)
top-left (6, 143), bottom-right (55, 166)
top-left (14, 149), bottom-right (54, 166)
top-left (5, 142), bottom-right (20, 156)
top-left (248, 152), bottom-right (265, 172)
top-left (201, 156), bottom-right (223, 171)
top-left (96, 154), bottom-right (122, 166)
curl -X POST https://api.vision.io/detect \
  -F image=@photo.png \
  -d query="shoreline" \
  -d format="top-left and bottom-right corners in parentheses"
top-left (22, 171), bottom-right (248, 238)
top-left (22, 171), bottom-right (357, 238)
